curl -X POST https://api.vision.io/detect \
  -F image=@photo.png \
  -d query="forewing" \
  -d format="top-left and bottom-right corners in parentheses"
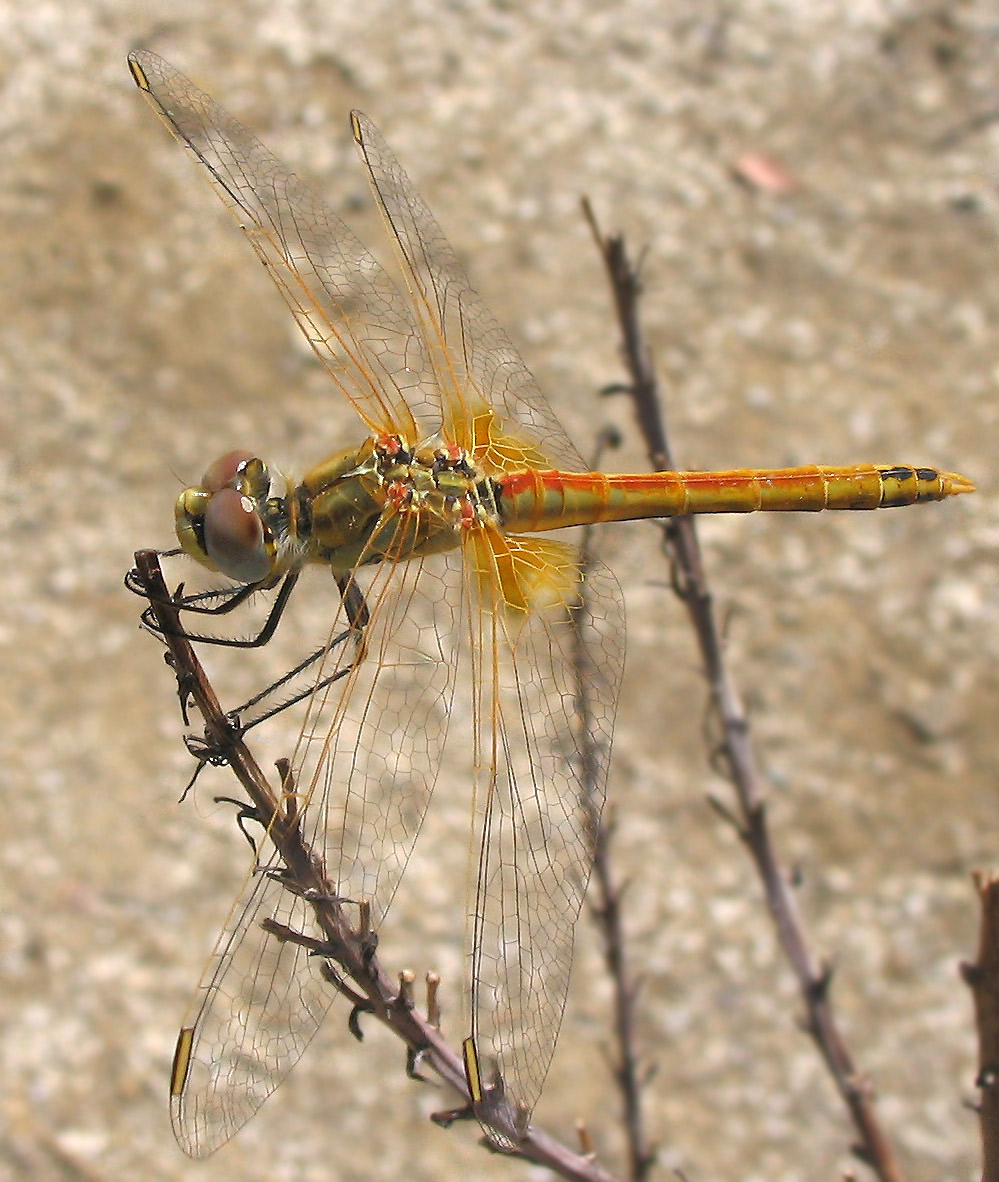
top-left (173, 509), bottom-right (463, 1154)
top-left (461, 526), bottom-right (625, 1122)
top-left (350, 112), bottom-right (586, 473)
top-left (128, 51), bottom-right (442, 442)
top-left (170, 857), bottom-right (338, 1157)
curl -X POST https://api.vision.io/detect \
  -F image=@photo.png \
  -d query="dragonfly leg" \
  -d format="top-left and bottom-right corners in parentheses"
top-left (150, 570), bottom-right (369, 772)
top-left (230, 574), bottom-right (368, 731)
top-left (127, 550), bottom-right (286, 640)
top-left (140, 568), bottom-right (300, 648)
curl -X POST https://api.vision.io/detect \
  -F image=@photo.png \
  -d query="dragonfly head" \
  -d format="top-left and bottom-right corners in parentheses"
top-left (176, 450), bottom-right (286, 584)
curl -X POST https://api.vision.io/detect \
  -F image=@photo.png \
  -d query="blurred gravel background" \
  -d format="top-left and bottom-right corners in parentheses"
top-left (2, 3), bottom-right (998, 1180)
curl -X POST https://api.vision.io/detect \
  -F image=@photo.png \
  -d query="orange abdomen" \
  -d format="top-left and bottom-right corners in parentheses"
top-left (496, 464), bottom-right (974, 533)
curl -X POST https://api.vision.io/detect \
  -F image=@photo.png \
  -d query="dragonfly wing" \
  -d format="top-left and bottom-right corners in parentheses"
top-left (350, 112), bottom-right (587, 473)
top-left (288, 524), bottom-right (464, 921)
top-left (174, 518), bottom-right (464, 1155)
top-left (460, 526), bottom-right (625, 1126)
top-left (128, 51), bottom-right (443, 443)
top-left (170, 855), bottom-right (338, 1157)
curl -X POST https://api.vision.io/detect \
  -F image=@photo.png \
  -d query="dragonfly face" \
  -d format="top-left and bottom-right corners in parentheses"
top-left (175, 450), bottom-right (289, 583)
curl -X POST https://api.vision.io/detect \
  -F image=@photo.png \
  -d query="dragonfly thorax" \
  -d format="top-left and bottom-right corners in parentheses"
top-left (300, 434), bottom-right (498, 572)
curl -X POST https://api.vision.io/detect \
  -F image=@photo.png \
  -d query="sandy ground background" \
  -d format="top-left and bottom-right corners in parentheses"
top-left (3, 2), bottom-right (999, 1180)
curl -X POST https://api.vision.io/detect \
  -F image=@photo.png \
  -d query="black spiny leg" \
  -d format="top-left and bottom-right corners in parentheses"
top-left (226, 570), bottom-right (370, 733)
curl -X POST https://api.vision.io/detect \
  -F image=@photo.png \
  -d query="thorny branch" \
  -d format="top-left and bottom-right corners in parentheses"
top-left (130, 549), bottom-right (617, 1182)
top-left (584, 199), bottom-right (906, 1182)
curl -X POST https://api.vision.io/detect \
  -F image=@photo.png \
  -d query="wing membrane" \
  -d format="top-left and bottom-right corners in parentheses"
top-left (171, 511), bottom-right (464, 1155)
top-left (129, 50), bottom-right (438, 442)
top-left (170, 856), bottom-right (339, 1156)
top-left (461, 529), bottom-right (625, 1120)
top-left (350, 112), bottom-right (586, 472)
top-left (291, 535), bottom-right (463, 918)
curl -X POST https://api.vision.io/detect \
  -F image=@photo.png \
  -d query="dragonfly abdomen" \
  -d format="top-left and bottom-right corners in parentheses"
top-left (497, 463), bottom-right (973, 531)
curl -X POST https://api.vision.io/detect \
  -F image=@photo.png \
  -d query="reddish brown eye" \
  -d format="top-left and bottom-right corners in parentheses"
top-left (202, 487), bottom-right (271, 583)
top-left (201, 450), bottom-right (256, 493)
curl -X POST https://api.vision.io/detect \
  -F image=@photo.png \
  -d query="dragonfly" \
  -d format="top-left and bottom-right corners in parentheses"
top-left (127, 50), bottom-right (973, 1158)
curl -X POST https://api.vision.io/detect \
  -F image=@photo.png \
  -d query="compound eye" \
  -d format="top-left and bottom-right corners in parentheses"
top-left (202, 486), bottom-right (271, 583)
top-left (201, 450), bottom-right (256, 493)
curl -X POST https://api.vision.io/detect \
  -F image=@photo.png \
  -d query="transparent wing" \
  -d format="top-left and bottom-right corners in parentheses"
top-left (128, 50), bottom-right (441, 442)
top-left (350, 112), bottom-right (587, 473)
top-left (170, 854), bottom-right (339, 1157)
top-left (461, 527), bottom-right (625, 1124)
top-left (172, 511), bottom-right (465, 1155)
top-left (293, 552), bottom-right (464, 916)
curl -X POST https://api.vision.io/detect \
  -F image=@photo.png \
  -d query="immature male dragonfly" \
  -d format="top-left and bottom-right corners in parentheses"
top-left (128, 50), bottom-right (972, 1157)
